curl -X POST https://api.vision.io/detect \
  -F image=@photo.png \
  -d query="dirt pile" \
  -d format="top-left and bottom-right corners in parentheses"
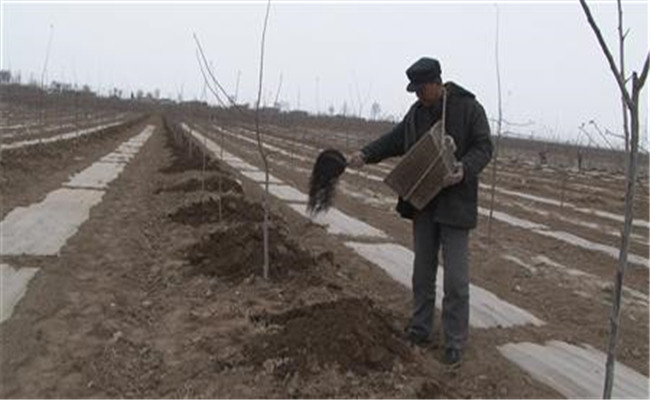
top-left (169, 195), bottom-right (267, 226)
top-left (185, 222), bottom-right (312, 282)
top-left (245, 297), bottom-right (412, 377)
top-left (416, 380), bottom-right (445, 399)
top-left (87, 335), bottom-right (164, 398)
top-left (159, 120), bottom-right (224, 174)
top-left (159, 142), bottom-right (223, 174)
top-left (155, 175), bottom-right (243, 194)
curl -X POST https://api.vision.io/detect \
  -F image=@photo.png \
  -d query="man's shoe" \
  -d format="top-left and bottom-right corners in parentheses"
top-left (443, 348), bottom-right (462, 366)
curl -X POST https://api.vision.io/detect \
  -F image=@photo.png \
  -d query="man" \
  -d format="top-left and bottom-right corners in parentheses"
top-left (348, 57), bottom-right (492, 365)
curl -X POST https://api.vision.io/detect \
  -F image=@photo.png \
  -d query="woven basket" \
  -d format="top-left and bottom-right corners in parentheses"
top-left (384, 120), bottom-right (457, 210)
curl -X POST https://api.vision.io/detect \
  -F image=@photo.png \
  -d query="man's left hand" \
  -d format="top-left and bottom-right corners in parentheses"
top-left (443, 162), bottom-right (464, 187)
top-left (347, 151), bottom-right (366, 169)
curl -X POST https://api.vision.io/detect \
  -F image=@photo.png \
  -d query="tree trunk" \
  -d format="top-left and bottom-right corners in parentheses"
top-left (603, 90), bottom-right (640, 399)
top-left (256, 0), bottom-right (272, 280)
top-left (487, 5), bottom-right (503, 244)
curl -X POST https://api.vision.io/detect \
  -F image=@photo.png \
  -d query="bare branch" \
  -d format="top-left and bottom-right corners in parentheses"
top-left (41, 24), bottom-right (54, 88)
top-left (604, 128), bottom-right (625, 140)
top-left (617, 0), bottom-right (630, 152)
top-left (195, 50), bottom-right (226, 108)
top-left (578, 123), bottom-right (599, 148)
top-left (193, 33), bottom-right (246, 115)
top-left (579, 0), bottom-right (633, 108)
top-left (622, 27), bottom-right (630, 40)
top-left (624, 74), bottom-right (633, 84)
top-left (273, 72), bottom-right (283, 106)
top-left (589, 120), bottom-right (617, 150)
top-left (255, 0), bottom-right (272, 124)
top-left (636, 53), bottom-right (650, 89)
top-left (617, 0), bottom-right (624, 48)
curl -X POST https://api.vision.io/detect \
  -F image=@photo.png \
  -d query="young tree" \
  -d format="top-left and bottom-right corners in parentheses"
top-left (578, 1), bottom-right (649, 397)
top-left (255, 0), bottom-right (273, 280)
top-left (193, 0), bottom-right (273, 280)
top-left (487, 4), bottom-right (503, 243)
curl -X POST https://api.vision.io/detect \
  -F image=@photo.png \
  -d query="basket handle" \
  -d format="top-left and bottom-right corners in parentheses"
top-left (441, 86), bottom-right (447, 136)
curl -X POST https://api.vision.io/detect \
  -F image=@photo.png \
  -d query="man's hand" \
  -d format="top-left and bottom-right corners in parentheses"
top-left (347, 151), bottom-right (366, 169)
top-left (443, 162), bottom-right (464, 187)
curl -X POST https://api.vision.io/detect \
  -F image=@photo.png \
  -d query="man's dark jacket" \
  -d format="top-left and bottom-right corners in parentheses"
top-left (361, 82), bottom-right (492, 229)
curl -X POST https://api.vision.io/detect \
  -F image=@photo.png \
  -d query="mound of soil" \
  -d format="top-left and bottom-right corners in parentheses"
top-left (416, 380), bottom-right (445, 399)
top-left (185, 222), bottom-right (311, 282)
top-left (160, 149), bottom-right (223, 174)
top-left (245, 297), bottom-right (412, 377)
top-left (169, 195), bottom-right (266, 226)
top-left (156, 175), bottom-right (243, 195)
top-left (87, 336), bottom-right (164, 398)
top-left (160, 126), bottom-right (223, 174)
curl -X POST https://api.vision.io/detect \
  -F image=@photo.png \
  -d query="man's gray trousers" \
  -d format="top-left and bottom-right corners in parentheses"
top-left (409, 207), bottom-right (470, 350)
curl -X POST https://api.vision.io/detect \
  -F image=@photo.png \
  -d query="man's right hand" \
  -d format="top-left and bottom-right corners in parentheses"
top-left (443, 161), bottom-right (464, 187)
top-left (347, 151), bottom-right (366, 169)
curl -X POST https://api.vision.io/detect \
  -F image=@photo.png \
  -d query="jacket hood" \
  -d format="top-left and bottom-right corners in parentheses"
top-left (445, 81), bottom-right (475, 99)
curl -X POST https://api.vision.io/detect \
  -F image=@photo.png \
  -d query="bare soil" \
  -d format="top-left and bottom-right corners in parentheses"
top-left (169, 195), bottom-right (265, 226)
top-left (184, 221), bottom-right (311, 283)
top-left (245, 297), bottom-right (413, 377)
top-left (155, 175), bottom-right (243, 195)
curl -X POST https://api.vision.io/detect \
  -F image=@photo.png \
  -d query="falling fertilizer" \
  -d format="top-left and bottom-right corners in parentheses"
top-left (307, 148), bottom-right (347, 215)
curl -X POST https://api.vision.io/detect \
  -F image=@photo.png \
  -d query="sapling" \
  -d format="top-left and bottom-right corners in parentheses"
top-left (487, 4), bottom-right (503, 244)
top-left (579, 0), bottom-right (649, 397)
top-left (192, 0), bottom-right (274, 279)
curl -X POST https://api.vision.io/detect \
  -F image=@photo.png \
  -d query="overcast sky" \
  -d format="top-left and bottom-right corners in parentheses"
top-left (2, 0), bottom-right (648, 148)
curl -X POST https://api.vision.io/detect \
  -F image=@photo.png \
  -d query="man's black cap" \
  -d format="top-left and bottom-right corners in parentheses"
top-left (406, 57), bottom-right (442, 92)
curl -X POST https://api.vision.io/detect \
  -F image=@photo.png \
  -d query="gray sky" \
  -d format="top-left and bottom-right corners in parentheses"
top-left (2, 0), bottom-right (648, 148)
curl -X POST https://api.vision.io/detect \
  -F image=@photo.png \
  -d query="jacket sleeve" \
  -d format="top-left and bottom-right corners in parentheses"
top-left (461, 101), bottom-right (493, 177)
top-left (360, 119), bottom-right (406, 164)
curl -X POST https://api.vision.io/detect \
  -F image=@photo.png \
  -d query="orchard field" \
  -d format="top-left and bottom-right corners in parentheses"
top-left (1, 87), bottom-right (648, 398)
